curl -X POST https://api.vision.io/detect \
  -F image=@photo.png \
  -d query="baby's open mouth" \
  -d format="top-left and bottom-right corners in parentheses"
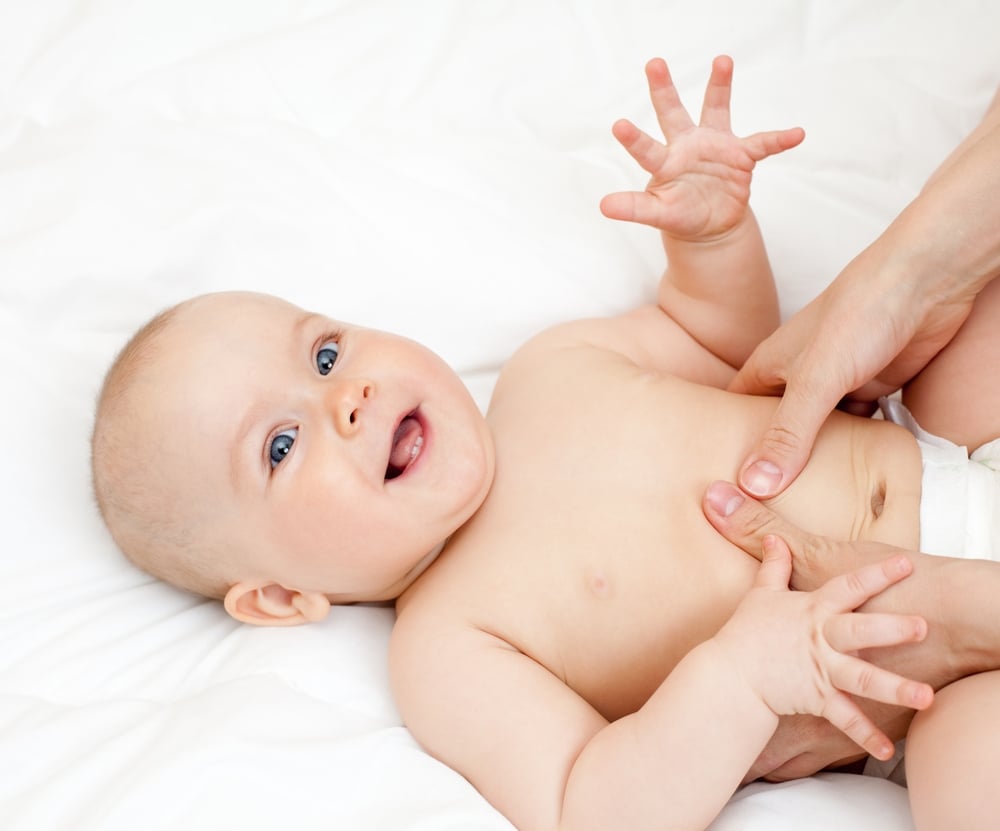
top-left (385, 412), bottom-right (423, 480)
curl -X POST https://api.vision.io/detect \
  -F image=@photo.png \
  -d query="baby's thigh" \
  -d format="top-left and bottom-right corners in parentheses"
top-left (903, 277), bottom-right (1000, 450)
top-left (906, 669), bottom-right (1000, 831)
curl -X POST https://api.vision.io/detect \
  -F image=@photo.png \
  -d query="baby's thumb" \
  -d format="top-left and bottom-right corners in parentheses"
top-left (754, 535), bottom-right (793, 591)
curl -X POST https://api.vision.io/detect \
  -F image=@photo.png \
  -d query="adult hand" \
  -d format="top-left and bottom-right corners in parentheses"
top-left (702, 481), bottom-right (914, 590)
top-left (703, 481), bottom-right (927, 781)
top-left (729, 257), bottom-right (977, 498)
top-left (744, 715), bottom-right (868, 783)
top-left (731, 86), bottom-right (1000, 499)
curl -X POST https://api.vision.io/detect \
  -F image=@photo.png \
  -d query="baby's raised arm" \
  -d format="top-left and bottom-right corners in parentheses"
top-left (602, 56), bottom-right (803, 368)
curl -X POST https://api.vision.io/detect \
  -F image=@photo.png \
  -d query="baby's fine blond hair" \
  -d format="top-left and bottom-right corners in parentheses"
top-left (91, 302), bottom-right (231, 600)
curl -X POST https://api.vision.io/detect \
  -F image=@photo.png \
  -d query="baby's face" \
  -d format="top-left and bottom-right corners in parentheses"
top-left (144, 292), bottom-right (495, 603)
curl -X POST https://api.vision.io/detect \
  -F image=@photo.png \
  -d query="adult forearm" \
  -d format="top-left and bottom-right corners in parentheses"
top-left (861, 118), bottom-right (1000, 313)
top-left (847, 552), bottom-right (1000, 690)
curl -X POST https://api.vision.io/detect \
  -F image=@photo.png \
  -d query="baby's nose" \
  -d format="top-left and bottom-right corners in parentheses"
top-left (328, 377), bottom-right (374, 436)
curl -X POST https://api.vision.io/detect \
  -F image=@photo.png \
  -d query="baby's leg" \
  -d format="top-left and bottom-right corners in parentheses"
top-left (902, 275), bottom-right (1000, 450)
top-left (905, 670), bottom-right (1000, 830)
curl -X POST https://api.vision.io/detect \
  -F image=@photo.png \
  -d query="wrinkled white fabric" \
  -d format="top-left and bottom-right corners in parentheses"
top-left (2, 3), bottom-right (997, 829)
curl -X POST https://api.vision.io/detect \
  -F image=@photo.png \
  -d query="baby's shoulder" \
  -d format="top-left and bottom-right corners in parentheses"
top-left (390, 568), bottom-right (515, 708)
top-left (499, 306), bottom-right (736, 392)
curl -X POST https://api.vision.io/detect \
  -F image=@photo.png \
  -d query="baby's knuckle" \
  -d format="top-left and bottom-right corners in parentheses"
top-left (843, 571), bottom-right (867, 598)
top-left (855, 665), bottom-right (875, 695)
top-left (838, 711), bottom-right (867, 743)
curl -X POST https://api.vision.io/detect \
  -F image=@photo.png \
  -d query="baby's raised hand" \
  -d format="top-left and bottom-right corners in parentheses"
top-left (713, 535), bottom-right (933, 762)
top-left (601, 56), bottom-right (804, 241)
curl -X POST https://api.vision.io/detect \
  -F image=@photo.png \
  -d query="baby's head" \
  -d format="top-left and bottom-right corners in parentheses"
top-left (91, 291), bottom-right (495, 624)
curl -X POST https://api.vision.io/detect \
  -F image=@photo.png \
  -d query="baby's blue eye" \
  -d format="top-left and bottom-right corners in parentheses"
top-left (317, 341), bottom-right (340, 375)
top-left (269, 428), bottom-right (298, 468)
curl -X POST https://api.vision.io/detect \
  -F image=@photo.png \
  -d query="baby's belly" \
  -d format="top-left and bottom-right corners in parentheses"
top-left (761, 408), bottom-right (922, 552)
top-left (451, 382), bottom-right (923, 721)
top-left (487, 407), bottom-right (920, 721)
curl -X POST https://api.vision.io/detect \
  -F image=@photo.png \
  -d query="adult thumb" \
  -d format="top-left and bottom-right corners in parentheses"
top-left (737, 381), bottom-right (833, 498)
top-left (702, 480), bottom-right (812, 563)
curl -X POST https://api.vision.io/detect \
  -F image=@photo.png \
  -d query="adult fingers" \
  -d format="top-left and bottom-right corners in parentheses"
top-left (726, 301), bottom-right (810, 396)
top-left (702, 481), bottom-right (819, 564)
top-left (761, 750), bottom-right (848, 783)
top-left (728, 298), bottom-right (852, 497)
top-left (735, 375), bottom-right (842, 497)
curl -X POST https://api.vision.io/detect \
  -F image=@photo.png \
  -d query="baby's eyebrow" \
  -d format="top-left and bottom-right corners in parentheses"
top-left (293, 310), bottom-right (320, 342)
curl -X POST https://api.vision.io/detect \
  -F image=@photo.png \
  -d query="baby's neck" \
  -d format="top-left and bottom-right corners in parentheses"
top-left (389, 537), bottom-right (450, 605)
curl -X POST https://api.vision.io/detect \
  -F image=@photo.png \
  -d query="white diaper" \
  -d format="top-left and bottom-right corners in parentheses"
top-left (862, 399), bottom-right (1000, 787)
top-left (879, 397), bottom-right (1000, 561)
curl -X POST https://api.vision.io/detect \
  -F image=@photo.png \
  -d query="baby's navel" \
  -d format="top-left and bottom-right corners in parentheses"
top-left (871, 480), bottom-right (887, 519)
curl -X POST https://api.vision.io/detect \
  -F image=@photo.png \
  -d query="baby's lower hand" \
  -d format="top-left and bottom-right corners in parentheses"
top-left (713, 535), bottom-right (933, 762)
top-left (600, 56), bottom-right (803, 242)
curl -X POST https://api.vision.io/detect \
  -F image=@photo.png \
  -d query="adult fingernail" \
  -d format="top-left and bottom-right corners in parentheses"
top-left (706, 481), bottom-right (744, 517)
top-left (741, 460), bottom-right (782, 497)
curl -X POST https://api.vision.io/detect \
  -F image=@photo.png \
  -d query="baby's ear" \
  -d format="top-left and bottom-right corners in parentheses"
top-left (224, 581), bottom-right (330, 626)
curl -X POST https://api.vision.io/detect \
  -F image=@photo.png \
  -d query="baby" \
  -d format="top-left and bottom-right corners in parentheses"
top-left (92, 58), bottom-right (1000, 830)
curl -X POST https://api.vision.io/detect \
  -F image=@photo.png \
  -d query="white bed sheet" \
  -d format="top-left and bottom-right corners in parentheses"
top-left (1, 2), bottom-right (996, 829)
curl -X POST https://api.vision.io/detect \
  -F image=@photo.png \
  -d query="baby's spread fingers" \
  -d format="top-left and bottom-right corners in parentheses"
top-left (824, 612), bottom-right (927, 652)
top-left (830, 655), bottom-right (934, 711)
top-left (698, 55), bottom-right (733, 132)
top-left (599, 191), bottom-right (668, 229)
top-left (644, 58), bottom-right (694, 139)
top-left (610, 119), bottom-right (668, 174)
top-left (818, 555), bottom-right (914, 611)
top-left (821, 694), bottom-right (896, 761)
top-left (742, 127), bottom-right (805, 162)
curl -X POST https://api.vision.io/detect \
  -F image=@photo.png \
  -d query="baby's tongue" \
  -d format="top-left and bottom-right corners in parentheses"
top-left (389, 416), bottom-right (422, 470)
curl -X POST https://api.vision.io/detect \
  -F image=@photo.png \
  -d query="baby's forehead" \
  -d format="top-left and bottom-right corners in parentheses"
top-left (177, 291), bottom-right (305, 326)
top-left (147, 291), bottom-right (328, 397)
top-left (156, 293), bottom-right (314, 358)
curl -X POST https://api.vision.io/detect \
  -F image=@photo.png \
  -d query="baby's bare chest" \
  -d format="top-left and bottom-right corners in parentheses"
top-left (444, 374), bottom-right (761, 717)
top-left (425, 366), bottom-right (918, 719)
